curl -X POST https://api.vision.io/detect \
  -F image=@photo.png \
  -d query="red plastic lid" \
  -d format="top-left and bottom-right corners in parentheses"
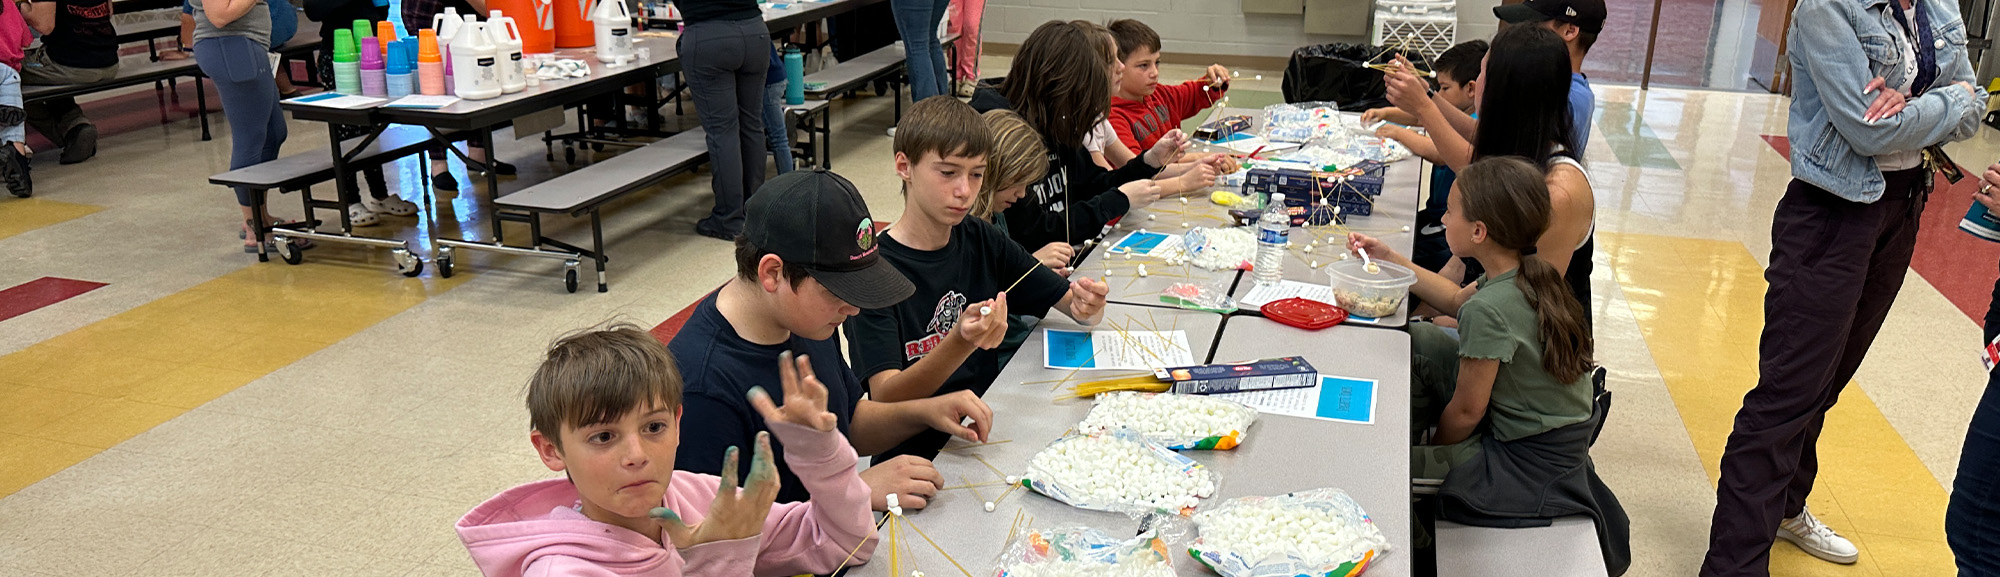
top-left (1262, 297), bottom-right (1347, 330)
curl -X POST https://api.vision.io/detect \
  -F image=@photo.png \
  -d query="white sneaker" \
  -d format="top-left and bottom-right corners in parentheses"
top-left (347, 202), bottom-right (382, 227)
top-left (1776, 506), bottom-right (1859, 564)
top-left (366, 196), bottom-right (419, 216)
top-left (886, 127), bottom-right (897, 138)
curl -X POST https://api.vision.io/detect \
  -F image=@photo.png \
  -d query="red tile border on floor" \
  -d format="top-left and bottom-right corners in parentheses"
top-left (1911, 166), bottom-right (2000, 326)
top-left (1761, 135), bottom-right (1790, 161)
top-left (0, 277), bottom-right (107, 322)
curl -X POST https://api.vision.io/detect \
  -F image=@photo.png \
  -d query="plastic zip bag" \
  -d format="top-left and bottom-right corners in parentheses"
top-left (1078, 392), bottom-right (1259, 450)
top-left (1188, 488), bottom-right (1391, 577)
top-left (994, 527), bottom-right (1177, 577)
top-left (1021, 430), bottom-right (1219, 516)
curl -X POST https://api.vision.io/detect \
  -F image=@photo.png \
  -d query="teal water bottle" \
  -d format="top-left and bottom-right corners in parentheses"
top-left (783, 46), bottom-right (805, 105)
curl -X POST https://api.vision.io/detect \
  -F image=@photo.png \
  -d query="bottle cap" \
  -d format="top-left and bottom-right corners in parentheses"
top-left (418, 30), bottom-right (442, 62)
top-left (354, 19), bottom-right (372, 39)
top-left (334, 29), bottom-right (357, 61)
top-left (377, 21), bottom-right (397, 43)
top-left (360, 38), bottom-right (383, 67)
top-left (386, 41), bottom-right (410, 74)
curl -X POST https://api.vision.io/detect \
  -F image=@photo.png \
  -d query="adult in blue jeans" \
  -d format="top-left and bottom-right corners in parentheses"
top-left (679, 0), bottom-right (771, 240)
top-left (1951, 166), bottom-right (2000, 576)
top-left (191, 0), bottom-right (304, 253)
top-left (891, 0), bottom-right (950, 104)
top-left (763, 45), bottom-right (794, 174)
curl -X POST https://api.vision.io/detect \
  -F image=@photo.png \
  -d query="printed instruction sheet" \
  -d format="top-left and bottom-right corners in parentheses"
top-left (1215, 375), bottom-right (1377, 424)
top-left (1043, 329), bottom-right (1195, 370)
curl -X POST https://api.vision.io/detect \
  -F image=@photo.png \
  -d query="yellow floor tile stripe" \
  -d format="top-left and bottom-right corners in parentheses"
top-left (1599, 232), bottom-right (1954, 577)
top-left (0, 198), bottom-right (103, 240)
top-left (0, 261), bottom-right (467, 496)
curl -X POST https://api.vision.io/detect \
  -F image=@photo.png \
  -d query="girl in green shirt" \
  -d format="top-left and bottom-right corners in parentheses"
top-left (1347, 156), bottom-right (1596, 479)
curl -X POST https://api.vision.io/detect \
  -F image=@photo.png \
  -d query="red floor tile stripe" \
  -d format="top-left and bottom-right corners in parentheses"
top-left (1766, 133), bottom-right (1997, 326)
top-left (0, 277), bottom-right (107, 322)
top-left (1761, 134), bottom-right (1790, 161)
top-left (1910, 169), bottom-right (2000, 325)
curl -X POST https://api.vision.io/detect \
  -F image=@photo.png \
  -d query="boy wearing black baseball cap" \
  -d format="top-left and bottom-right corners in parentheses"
top-left (1495, 0), bottom-right (1605, 152)
top-left (670, 169), bottom-right (997, 512)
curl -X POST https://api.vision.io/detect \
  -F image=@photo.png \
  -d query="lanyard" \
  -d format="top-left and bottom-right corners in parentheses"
top-left (1889, 0), bottom-right (1938, 95)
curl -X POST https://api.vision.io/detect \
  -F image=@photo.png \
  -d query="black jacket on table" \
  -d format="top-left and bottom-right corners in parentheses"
top-left (967, 86), bottom-right (1158, 252)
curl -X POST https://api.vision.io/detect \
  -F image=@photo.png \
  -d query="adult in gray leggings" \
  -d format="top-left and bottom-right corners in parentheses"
top-left (678, 4), bottom-right (770, 240)
top-left (191, 0), bottom-right (296, 253)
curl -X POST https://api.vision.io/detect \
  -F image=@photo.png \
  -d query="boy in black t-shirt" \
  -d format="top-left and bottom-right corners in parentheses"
top-left (845, 97), bottom-right (1111, 462)
top-left (671, 169), bottom-right (997, 511)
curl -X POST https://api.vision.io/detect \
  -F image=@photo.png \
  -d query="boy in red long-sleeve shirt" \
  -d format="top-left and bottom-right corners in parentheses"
top-left (1106, 19), bottom-right (1228, 153)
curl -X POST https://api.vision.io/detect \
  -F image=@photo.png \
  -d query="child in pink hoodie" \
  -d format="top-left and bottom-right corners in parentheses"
top-left (456, 324), bottom-right (879, 577)
top-left (0, 0), bottom-right (32, 198)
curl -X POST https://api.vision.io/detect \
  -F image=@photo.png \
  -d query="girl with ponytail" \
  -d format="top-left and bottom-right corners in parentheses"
top-left (1347, 156), bottom-right (1593, 478)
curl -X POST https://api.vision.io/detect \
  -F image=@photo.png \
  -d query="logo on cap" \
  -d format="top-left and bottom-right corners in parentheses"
top-left (853, 218), bottom-right (877, 259)
top-left (1565, 6), bottom-right (1577, 16)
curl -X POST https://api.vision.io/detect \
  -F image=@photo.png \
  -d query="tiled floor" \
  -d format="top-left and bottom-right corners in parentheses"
top-left (0, 53), bottom-right (1991, 577)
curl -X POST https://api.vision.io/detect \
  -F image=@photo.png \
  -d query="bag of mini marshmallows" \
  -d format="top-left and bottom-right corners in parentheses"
top-left (1021, 430), bottom-right (1218, 515)
top-left (1187, 488), bottom-right (1391, 577)
top-left (1078, 392), bottom-right (1259, 450)
top-left (994, 526), bottom-right (1177, 577)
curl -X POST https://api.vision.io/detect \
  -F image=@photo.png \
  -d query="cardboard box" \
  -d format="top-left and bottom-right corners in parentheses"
top-left (1155, 356), bottom-right (1319, 394)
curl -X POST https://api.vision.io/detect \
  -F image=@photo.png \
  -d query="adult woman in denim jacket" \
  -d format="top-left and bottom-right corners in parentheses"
top-left (1701, 0), bottom-right (1982, 574)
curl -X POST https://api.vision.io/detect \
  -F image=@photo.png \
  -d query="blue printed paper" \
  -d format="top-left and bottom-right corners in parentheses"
top-left (1316, 376), bottom-right (1376, 425)
top-left (1109, 231), bottom-right (1171, 254)
top-left (1044, 330), bottom-right (1098, 368)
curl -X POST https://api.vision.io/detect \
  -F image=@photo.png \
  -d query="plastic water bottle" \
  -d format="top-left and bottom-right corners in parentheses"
top-left (1254, 193), bottom-right (1289, 285)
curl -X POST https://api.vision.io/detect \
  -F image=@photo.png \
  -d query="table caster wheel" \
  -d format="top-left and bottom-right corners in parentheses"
top-left (563, 259), bottom-right (581, 294)
top-left (394, 248), bottom-right (423, 277)
top-left (564, 146), bottom-right (577, 165)
top-left (590, 141), bottom-right (605, 152)
top-left (275, 237), bottom-right (304, 265)
top-left (437, 248), bottom-right (455, 279)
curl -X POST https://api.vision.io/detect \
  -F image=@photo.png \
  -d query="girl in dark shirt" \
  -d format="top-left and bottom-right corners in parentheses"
top-left (966, 20), bottom-right (1181, 254)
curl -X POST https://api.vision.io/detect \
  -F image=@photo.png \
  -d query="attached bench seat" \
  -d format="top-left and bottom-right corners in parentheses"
top-left (25, 21), bottom-right (323, 140)
top-left (497, 127), bottom-right (708, 216)
top-left (803, 44), bottom-right (906, 120)
top-left (210, 124), bottom-right (442, 270)
top-left (208, 125), bottom-right (438, 192)
top-left (1435, 517), bottom-right (1608, 577)
top-left (490, 128), bottom-right (709, 293)
top-left (783, 98), bottom-right (832, 169)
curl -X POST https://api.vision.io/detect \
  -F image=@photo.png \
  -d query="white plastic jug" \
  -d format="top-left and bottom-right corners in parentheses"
top-left (488, 10), bottom-right (528, 93)
top-left (591, 0), bottom-right (633, 63)
top-left (450, 16), bottom-right (504, 100)
top-left (433, 6), bottom-right (463, 86)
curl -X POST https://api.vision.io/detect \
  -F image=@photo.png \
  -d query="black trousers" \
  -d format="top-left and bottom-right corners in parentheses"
top-left (1701, 170), bottom-right (1927, 577)
top-left (1947, 272), bottom-right (2000, 575)
top-left (680, 16), bottom-right (772, 237)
